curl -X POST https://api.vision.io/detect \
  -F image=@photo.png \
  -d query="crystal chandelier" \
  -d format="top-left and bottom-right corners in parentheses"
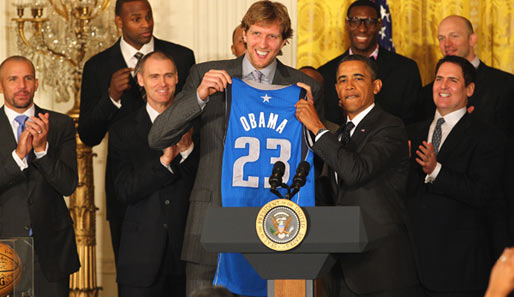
top-left (12, 1), bottom-right (119, 296)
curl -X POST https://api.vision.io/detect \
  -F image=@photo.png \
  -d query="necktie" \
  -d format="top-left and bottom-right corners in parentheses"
top-left (134, 52), bottom-right (144, 66)
top-left (340, 121), bottom-right (355, 146)
top-left (15, 115), bottom-right (28, 142)
top-left (134, 52), bottom-right (146, 100)
top-left (431, 117), bottom-right (445, 155)
top-left (251, 70), bottom-right (264, 83)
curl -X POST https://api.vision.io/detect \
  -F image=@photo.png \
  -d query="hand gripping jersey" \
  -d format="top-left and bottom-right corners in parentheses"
top-left (214, 78), bottom-right (315, 296)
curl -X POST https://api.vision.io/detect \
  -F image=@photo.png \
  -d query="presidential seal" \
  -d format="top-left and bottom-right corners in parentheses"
top-left (256, 199), bottom-right (307, 251)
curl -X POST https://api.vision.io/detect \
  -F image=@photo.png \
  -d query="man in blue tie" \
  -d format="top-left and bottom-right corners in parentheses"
top-left (0, 56), bottom-right (80, 297)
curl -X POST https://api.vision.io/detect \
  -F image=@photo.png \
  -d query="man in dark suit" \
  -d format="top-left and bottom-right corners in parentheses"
top-left (419, 14), bottom-right (514, 259)
top-left (78, 0), bottom-right (195, 264)
top-left (148, 2), bottom-right (322, 295)
top-left (295, 54), bottom-right (422, 297)
top-left (407, 56), bottom-right (505, 297)
top-left (109, 51), bottom-right (197, 297)
top-left (0, 56), bottom-right (80, 297)
top-left (318, 0), bottom-right (422, 125)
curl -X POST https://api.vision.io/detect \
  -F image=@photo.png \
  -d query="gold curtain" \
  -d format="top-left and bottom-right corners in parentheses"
top-left (297, 0), bottom-right (514, 85)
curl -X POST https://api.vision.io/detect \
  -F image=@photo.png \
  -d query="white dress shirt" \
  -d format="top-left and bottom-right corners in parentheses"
top-left (110, 36), bottom-right (155, 108)
top-left (4, 104), bottom-right (48, 170)
top-left (424, 107), bottom-right (467, 183)
top-left (197, 54), bottom-right (279, 110)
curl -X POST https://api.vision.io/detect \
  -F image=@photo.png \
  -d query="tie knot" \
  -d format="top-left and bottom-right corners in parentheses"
top-left (251, 70), bottom-right (264, 83)
top-left (134, 52), bottom-right (144, 62)
top-left (435, 117), bottom-right (445, 128)
top-left (344, 121), bottom-right (355, 131)
top-left (15, 115), bottom-right (28, 126)
top-left (340, 121), bottom-right (355, 145)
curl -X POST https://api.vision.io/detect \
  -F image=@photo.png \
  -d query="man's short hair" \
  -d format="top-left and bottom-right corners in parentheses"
top-left (435, 55), bottom-right (476, 86)
top-left (232, 25), bottom-right (243, 42)
top-left (337, 55), bottom-right (379, 80)
top-left (347, 0), bottom-right (380, 18)
top-left (241, 0), bottom-right (293, 41)
top-left (0, 56), bottom-right (35, 78)
top-left (135, 50), bottom-right (176, 76)
top-left (115, 0), bottom-right (147, 16)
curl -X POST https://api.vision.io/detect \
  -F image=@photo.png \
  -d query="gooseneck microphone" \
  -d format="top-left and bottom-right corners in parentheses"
top-left (288, 161), bottom-right (311, 199)
top-left (268, 161), bottom-right (311, 200)
top-left (269, 161), bottom-right (285, 198)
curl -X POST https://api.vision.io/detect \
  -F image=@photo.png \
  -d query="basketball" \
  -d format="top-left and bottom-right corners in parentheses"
top-left (0, 242), bottom-right (22, 297)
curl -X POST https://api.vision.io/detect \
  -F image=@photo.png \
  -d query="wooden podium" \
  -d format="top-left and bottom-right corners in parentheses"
top-left (201, 206), bottom-right (383, 297)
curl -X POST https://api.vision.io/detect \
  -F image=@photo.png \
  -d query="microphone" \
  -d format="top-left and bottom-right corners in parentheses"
top-left (292, 161), bottom-right (310, 189)
top-left (287, 161), bottom-right (310, 199)
top-left (269, 161), bottom-right (285, 190)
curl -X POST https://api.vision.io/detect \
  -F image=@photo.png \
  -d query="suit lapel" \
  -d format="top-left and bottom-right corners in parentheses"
top-left (350, 106), bottom-right (380, 152)
top-left (108, 39), bottom-right (140, 99)
top-left (376, 46), bottom-right (393, 79)
top-left (227, 56), bottom-right (244, 79)
top-left (135, 107), bottom-right (152, 142)
top-left (436, 114), bottom-right (470, 161)
top-left (272, 59), bottom-right (292, 85)
top-left (26, 105), bottom-right (47, 198)
top-left (468, 62), bottom-right (486, 108)
top-left (108, 39), bottom-right (128, 71)
top-left (0, 107), bottom-right (17, 153)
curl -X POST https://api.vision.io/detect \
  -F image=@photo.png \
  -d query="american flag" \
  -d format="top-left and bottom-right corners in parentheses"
top-left (372, 0), bottom-right (395, 52)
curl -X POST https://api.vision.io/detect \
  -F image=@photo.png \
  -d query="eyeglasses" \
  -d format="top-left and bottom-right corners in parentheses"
top-left (346, 17), bottom-right (380, 28)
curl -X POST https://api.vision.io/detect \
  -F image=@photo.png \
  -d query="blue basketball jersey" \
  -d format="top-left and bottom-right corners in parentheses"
top-left (215, 78), bottom-right (315, 296)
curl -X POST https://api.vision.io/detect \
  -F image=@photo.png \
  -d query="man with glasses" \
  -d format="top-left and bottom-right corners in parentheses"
top-left (318, 0), bottom-right (422, 125)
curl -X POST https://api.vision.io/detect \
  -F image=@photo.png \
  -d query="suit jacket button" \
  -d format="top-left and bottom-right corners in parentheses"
top-left (163, 223), bottom-right (168, 229)
top-left (164, 200), bottom-right (170, 205)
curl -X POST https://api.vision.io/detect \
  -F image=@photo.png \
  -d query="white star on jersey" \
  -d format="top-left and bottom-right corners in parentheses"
top-left (261, 94), bottom-right (271, 103)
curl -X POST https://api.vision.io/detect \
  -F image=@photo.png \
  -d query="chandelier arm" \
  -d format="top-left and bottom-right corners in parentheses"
top-left (48, 0), bottom-right (69, 21)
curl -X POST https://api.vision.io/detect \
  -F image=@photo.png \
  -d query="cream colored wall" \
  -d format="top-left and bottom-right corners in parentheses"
top-left (0, 1), bottom-right (297, 296)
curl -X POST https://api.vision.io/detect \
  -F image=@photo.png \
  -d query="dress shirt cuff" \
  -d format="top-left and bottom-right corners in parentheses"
top-left (34, 142), bottom-right (49, 158)
top-left (160, 159), bottom-right (175, 174)
top-left (197, 92), bottom-right (209, 110)
top-left (424, 162), bottom-right (442, 183)
top-left (179, 142), bottom-right (194, 163)
top-left (12, 150), bottom-right (28, 171)
top-left (315, 129), bottom-right (330, 142)
top-left (109, 92), bottom-right (122, 109)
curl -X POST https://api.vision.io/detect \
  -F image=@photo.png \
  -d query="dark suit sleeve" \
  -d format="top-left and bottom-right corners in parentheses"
top-left (148, 64), bottom-right (203, 150)
top-left (0, 153), bottom-right (27, 192)
top-left (31, 115), bottom-right (78, 196)
top-left (431, 132), bottom-right (504, 208)
top-left (313, 118), bottom-right (407, 186)
top-left (401, 60), bottom-right (423, 125)
top-left (109, 125), bottom-right (184, 205)
top-left (78, 58), bottom-right (121, 146)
